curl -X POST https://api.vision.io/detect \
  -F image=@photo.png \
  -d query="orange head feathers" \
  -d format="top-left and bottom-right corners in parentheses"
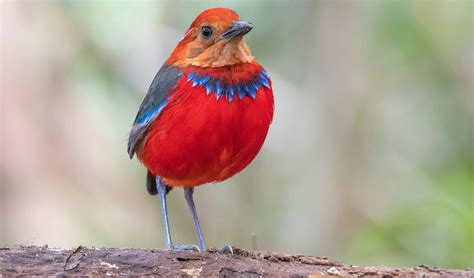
top-left (166, 8), bottom-right (254, 67)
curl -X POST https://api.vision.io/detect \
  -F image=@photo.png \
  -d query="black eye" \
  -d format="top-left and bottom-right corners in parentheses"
top-left (201, 26), bottom-right (213, 39)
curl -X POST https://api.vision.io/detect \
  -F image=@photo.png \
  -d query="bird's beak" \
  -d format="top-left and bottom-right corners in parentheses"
top-left (221, 21), bottom-right (253, 40)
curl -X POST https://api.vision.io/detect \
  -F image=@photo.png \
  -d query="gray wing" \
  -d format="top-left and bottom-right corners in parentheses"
top-left (127, 65), bottom-right (182, 158)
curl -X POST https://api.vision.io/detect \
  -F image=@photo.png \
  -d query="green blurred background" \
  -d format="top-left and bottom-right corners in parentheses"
top-left (1, 0), bottom-right (473, 269)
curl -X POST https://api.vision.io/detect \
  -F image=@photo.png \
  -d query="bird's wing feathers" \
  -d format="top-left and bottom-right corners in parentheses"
top-left (128, 65), bottom-right (182, 158)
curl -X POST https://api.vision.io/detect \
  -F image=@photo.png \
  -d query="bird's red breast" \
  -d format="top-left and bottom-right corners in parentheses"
top-left (138, 62), bottom-right (274, 187)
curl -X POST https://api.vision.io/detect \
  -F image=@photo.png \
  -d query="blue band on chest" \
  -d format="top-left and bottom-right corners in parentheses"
top-left (186, 70), bottom-right (270, 102)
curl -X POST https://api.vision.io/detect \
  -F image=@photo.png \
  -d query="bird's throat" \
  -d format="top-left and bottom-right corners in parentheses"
top-left (174, 39), bottom-right (254, 68)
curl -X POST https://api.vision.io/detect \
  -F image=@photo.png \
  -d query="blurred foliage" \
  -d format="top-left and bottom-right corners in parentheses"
top-left (345, 163), bottom-right (474, 268)
top-left (343, 1), bottom-right (473, 268)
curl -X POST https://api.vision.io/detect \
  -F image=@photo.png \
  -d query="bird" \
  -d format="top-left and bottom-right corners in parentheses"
top-left (128, 7), bottom-right (274, 252)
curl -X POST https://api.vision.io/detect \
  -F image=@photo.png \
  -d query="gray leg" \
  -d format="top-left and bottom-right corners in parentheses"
top-left (184, 188), bottom-right (207, 250)
top-left (156, 177), bottom-right (200, 251)
top-left (156, 176), bottom-right (172, 249)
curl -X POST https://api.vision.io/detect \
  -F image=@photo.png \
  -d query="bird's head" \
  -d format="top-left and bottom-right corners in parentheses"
top-left (166, 8), bottom-right (255, 67)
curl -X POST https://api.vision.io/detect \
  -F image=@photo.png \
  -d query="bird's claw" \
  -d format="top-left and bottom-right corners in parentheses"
top-left (168, 244), bottom-right (201, 252)
top-left (217, 244), bottom-right (234, 254)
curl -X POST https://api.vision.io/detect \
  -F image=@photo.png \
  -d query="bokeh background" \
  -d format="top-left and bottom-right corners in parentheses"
top-left (1, 0), bottom-right (473, 269)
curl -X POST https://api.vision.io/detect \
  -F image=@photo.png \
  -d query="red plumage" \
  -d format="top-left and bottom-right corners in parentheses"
top-left (139, 62), bottom-right (274, 187)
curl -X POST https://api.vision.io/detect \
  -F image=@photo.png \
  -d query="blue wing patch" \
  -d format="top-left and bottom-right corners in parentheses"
top-left (128, 65), bottom-right (181, 158)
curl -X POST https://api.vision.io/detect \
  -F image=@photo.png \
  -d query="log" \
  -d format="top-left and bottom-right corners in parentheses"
top-left (0, 246), bottom-right (471, 277)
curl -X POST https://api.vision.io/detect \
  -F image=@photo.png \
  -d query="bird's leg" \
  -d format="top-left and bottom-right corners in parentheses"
top-left (184, 188), bottom-right (207, 250)
top-left (155, 176), bottom-right (173, 249)
top-left (184, 188), bottom-right (234, 254)
top-left (156, 177), bottom-right (200, 252)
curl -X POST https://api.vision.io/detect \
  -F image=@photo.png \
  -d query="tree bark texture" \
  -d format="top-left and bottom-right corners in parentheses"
top-left (0, 246), bottom-right (471, 277)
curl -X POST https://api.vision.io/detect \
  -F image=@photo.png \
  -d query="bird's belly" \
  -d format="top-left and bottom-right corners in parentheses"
top-left (138, 88), bottom-right (274, 187)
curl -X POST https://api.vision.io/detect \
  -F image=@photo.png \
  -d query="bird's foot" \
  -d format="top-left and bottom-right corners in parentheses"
top-left (168, 244), bottom-right (201, 252)
top-left (217, 244), bottom-right (234, 254)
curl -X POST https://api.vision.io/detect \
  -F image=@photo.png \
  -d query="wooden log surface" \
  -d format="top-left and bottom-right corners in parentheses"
top-left (0, 246), bottom-right (472, 277)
